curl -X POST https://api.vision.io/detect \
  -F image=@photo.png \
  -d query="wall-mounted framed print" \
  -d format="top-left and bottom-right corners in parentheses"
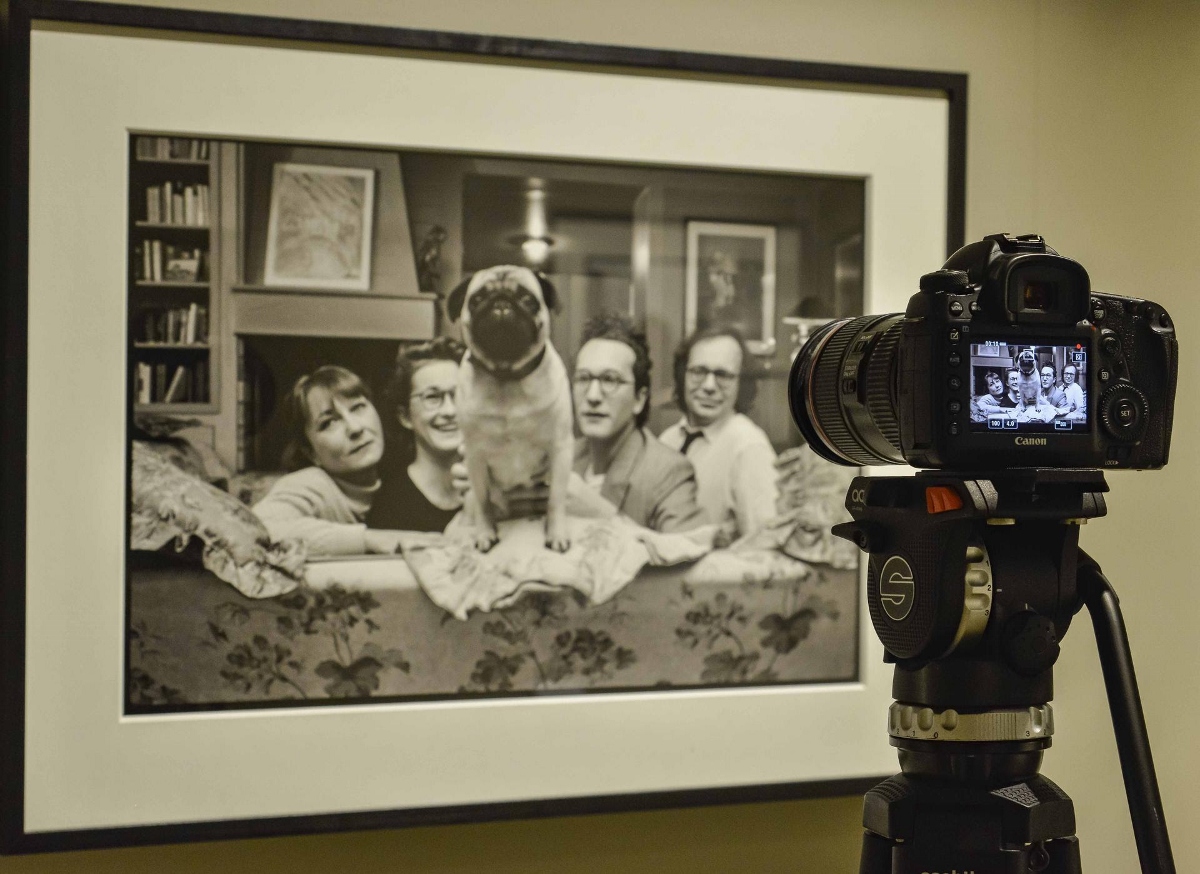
top-left (1, 0), bottom-right (966, 853)
top-left (263, 162), bottom-right (376, 291)
top-left (684, 221), bottom-right (778, 355)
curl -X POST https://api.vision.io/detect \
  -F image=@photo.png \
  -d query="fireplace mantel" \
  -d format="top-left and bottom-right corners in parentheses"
top-left (232, 285), bottom-right (439, 340)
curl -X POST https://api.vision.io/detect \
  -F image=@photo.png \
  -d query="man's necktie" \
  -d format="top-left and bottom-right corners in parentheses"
top-left (679, 429), bottom-right (704, 455)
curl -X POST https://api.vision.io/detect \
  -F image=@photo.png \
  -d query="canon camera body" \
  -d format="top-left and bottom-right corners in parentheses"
top-left (789, 233), bottom-right (1177, 470)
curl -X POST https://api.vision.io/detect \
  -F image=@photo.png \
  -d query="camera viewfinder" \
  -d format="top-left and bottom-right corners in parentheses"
top-left (1021, 280), bottom-right (1058, 311)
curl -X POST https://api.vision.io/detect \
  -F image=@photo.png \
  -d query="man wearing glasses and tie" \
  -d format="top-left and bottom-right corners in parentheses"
top-left (570, 313), bottom-right (706, 533)
top-left (659, 326), bottom-right (778, 541)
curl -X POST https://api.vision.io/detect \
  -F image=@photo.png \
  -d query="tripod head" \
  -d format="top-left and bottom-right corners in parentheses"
top-left (833, 470), bottom-right (1172, 873)
top-left (834, 469), bottom-right (1106, 714)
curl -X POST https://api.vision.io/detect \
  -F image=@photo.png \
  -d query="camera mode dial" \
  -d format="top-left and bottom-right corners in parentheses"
top-left (919, 269), bottom-right (970, 294)
top-left (1100, 384), bottom-right (1149, 443)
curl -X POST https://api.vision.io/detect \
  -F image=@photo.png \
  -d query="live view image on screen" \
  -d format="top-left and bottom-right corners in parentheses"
top-left (969, 340), bottom-right (1088, 433)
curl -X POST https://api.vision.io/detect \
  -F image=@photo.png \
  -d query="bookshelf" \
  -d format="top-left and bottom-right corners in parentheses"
top-left (129, 136), bottom-right (219, 412)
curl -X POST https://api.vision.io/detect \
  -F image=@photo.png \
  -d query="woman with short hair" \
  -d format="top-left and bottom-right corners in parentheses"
top-left (253, 365), bottom-right (402, 556)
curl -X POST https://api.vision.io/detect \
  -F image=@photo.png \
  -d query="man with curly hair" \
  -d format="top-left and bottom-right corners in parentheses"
top-left (571, 313), bottom-right (706, 533)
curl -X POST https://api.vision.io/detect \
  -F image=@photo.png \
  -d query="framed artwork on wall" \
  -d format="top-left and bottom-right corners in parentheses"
top-left (263, 162), bottom-right (376, 291)
top-left (0, 0), bottom-right (967, 853)
top-left (684, 221), bottom-right (778, 355)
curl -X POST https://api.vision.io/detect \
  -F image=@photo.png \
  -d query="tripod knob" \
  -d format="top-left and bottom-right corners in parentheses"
top-left (1002, 611), bottom-right (1061, 677)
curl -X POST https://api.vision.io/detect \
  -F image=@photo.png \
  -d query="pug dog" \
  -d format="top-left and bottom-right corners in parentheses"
top-left (447, 265), bottom-right (573, 553)
top-left (1015, 348), bottom-right (1041, 406)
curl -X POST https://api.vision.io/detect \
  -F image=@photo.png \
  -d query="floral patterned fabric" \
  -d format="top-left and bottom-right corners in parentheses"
top-left (127, 550), bottom-right (858, 708)
top-left (130, 442), bottom-right (305, 598)
top-left (127, 436), bottom-right (862, 711)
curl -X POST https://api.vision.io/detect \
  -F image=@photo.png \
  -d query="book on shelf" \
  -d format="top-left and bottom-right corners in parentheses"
top-left (163, 365), bottom-right (188, 403)
top-left (135, 241), bottom-right (207, 282)
top-left (142, 182), bottom-right (210, 226)
top-left (134, 358), bottom-right (208, 405)
top-left (135, 362), bottom-right (152, 405)
top-left (134, 136), bottom-right (211, 162)
top-left (140, 304), bottom-right (208, 344)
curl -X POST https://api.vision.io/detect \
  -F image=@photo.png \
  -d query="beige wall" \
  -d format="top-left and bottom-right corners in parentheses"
top-left (9, 1), bottom-right (1198, 871)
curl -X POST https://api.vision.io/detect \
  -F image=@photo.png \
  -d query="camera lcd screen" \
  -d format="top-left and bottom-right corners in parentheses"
top-left (968, 340), bottom-right (1089, 433)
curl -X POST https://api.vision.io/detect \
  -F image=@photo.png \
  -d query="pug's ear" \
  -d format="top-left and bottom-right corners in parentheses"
top-left (535, 272), bottom-right (560, 313)
top-left (446, 274), bottom-right (473, 323)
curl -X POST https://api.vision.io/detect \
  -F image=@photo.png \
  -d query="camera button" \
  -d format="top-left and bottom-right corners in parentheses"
top-left (948, 301), bottom-right (965, 317)
top-left (948, 352), bottom-right (962, 366)
top-left (948, 422), bottom-right (961, 436)
top-left (948, 376), bottom-right (963, 390)
top-left (947, 400), bottom-right (962, 413)
top-left (969, 300), bottom-right (982, 315)
top-left (948, 327), bottom-right (961, 343)
top-left (1091, 298), bottom-right (1106, 322)
top-left (1102, 334), bottom-right (1122, 356)
top-left (1099, 367), bottom-right (1112, 383)
top-left (1100, 384), bottom-right (1148, 442)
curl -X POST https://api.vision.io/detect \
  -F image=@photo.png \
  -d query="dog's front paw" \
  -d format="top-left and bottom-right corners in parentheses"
top-left (544, 519), bottom-right (571, 553)
top-left (474, 528), bottom-right (500, 552)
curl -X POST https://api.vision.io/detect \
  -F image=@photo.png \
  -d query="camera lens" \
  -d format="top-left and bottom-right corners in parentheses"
top-left (788, 314), bottom-right (906, 466)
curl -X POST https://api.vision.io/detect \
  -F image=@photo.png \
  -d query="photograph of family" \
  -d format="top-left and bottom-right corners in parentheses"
top-left (127, 134), bottom-right (868, 711)
top-left (968, 342), bottom-right (1089, 430)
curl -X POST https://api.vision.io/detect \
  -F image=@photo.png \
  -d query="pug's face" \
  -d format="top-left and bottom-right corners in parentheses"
top-left (447, 266), bottom-right (559, 374)
top-left (1017, 349), bottom-right (1038, 376)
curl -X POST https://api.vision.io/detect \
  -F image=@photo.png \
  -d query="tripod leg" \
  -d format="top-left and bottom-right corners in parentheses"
top-left (1042, 836), bottom-right (1083, 872)
top-left (858, 831), bottom-right (893, 874)
top-left (1077, 552), bottom-right (1176, 874)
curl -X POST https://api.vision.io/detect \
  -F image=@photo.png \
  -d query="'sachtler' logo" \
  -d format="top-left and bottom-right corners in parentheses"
top-left (879, 555), bottom-right (915, 622)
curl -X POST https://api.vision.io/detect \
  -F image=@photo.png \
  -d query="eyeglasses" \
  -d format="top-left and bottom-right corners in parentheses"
top-left (410, 387), bottom-right (456, 412)
top-left (685, 366), bottom-right (739, 389)
top-left (573, 370), bottom-right (633, 396)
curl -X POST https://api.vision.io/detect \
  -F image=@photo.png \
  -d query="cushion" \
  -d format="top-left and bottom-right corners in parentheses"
top-left (133, 414), bottom-right (234, 486)
top-left (397, 516), bottom-right (711, 620)
top-left (130, 441), bottom-right (305, 598)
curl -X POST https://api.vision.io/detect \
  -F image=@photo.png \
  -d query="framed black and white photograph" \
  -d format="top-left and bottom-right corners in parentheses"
top-left (1, 0), bottom-right (965, 853)
top-left (128, 134), bottom-right (867, 710)
top-left (263, 162), bottom-right (376, 291)
top-left (685, 221), bottom-right (777, 354)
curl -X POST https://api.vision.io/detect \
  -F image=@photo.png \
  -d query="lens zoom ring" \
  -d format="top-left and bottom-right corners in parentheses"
top-left (811, 317), bottom-right (881, 466)
top-left (864, 321), bottom-right (903, 455)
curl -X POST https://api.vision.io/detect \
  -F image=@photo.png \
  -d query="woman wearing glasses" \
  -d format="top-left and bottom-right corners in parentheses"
top-left (367, 337), bottom-right (468, 533)
top-left (660, 325), bottom-right (778, 541)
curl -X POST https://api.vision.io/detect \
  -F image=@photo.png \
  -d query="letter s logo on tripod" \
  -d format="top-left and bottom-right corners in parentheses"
top-left (879, 555), bottom-right (916, 622)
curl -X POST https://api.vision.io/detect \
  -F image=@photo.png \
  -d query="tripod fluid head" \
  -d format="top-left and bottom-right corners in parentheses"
top-left (837, 468), bottom-right (1104, 693)
top-left (834, 470), bottom-right (1173, 873)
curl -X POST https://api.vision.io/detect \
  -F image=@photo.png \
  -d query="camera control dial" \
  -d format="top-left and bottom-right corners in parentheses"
top-left (1100, 384), bottom-right (1149, 443)
top-left (919, 269), bottom-right (970, 294)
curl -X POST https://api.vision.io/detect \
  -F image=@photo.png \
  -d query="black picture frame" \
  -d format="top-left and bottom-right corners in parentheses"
top-left (0, 0), bottom-right (967, 853)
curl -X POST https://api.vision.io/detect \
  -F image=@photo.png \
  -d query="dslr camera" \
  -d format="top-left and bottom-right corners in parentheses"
top-left (789, 233), bottom-right (1178, 470)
